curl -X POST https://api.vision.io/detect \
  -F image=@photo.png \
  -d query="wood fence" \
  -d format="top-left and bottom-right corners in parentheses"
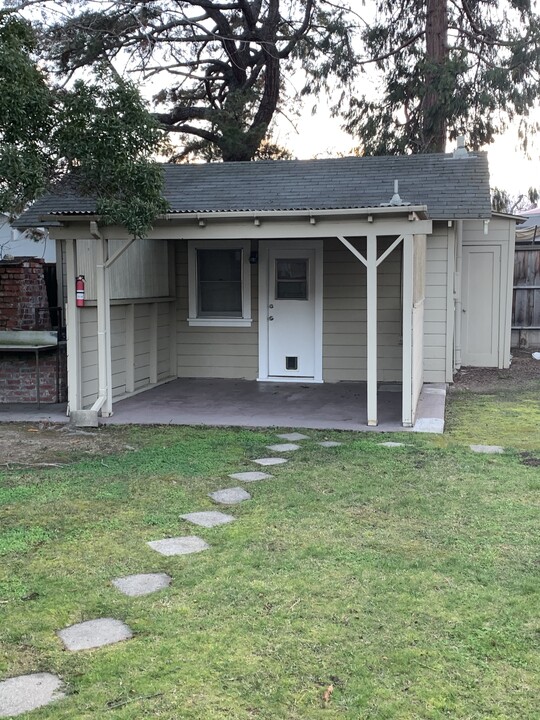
top-left (512, 244), bottom-right (540, 348)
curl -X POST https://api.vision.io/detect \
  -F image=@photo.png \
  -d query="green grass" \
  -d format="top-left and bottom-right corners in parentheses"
top-left (0, 412), bottom-right (539, 718)
top-left (444, 384), bottom-right (540, 450)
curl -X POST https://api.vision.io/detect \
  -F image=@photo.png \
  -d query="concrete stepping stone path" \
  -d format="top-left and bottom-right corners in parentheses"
top-left (276, 432), bottom-right (309, 441)
top-left (148, 536), bottom-right (209, 556)
top-left (229, 471), bottom-right (272, 482)
top-left (379, 442), bottom-right (406, 448)
top-left (470, 444), bottom-right (504, 454)
top-left (112, 573), bottom-right (171, 597)
top-left (252, 457), bottom-right (288, 466)
top-left (180, 511), bottom-right (235, 528)
top-left (209, 487), bottom-right (251, 505)
top-left (318, 441), bottom-right (342, 447)
top-left (266, 443), bottom-right (300, 452)
top-left (0, 673), bottom-right (65, 718)
top-left (57, 618), bottom-right (132, 651)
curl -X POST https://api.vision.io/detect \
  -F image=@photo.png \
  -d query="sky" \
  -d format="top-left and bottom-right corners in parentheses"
top-left (274, 99), bottom-right (540, 200)
top-left (15, 0), bottom-right (540, 199)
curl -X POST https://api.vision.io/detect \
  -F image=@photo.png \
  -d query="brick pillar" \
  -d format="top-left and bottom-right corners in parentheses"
top-left (0, 257), bottom-right (51, 330)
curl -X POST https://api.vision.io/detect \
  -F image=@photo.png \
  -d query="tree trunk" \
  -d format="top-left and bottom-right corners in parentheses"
top-left (423, 0), bottom-right (448, 153)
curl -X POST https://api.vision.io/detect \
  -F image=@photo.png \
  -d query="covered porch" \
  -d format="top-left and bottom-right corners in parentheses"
top-left (58, 205), bottom-right (432, 429)
top-left (0, 377), bottom-right (446, 432)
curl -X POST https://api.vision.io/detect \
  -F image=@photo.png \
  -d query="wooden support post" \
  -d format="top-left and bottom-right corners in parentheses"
top-left (402, 234), bottom-right (414, 427)
top-left (95, 235), bottom-right (113, 416)
top-left (65, 239), bottom-right (81, 412)
top-left (366, 233), bottom-right (378, 426)
top-left (125, 304), bottom-right (135, 394)
top-left (149, 303), bottom-right (158, 385)
top-left (168, 241), bottom-right (177, 378)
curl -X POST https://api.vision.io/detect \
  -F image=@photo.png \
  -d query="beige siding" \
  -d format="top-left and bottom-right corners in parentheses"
top-left (175, 241), bottom-right (259, 379)
top-left (80, 299), bottom-right (175, 408)
top-left (462, 216), bottom-right (514, 368)
top-left (424, 224), bottom-right (452, 383)
top-left (76, 238), bottom-right (169, 300)
top-left (411, 236), bottom-right (426, 417)
top-left (323, 237), bottom-right (402, 383)
top-left (80, 306), bottom-right (98, 408)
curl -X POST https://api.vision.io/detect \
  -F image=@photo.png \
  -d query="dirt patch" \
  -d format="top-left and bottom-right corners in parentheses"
top-left (0, 423), bottom-right (136, 468)
top-left (520, 452), bottom-right (540, 467)
top-left (451, 351), bottom-right (540, 393)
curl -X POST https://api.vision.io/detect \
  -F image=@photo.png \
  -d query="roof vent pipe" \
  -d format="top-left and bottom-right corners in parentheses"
top-left (389, 180), bottom-right (403, 206)
top-left (453, 136), bottom-right (469, 158)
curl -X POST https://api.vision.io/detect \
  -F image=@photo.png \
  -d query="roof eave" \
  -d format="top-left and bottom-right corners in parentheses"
top-left (39, 204), bottom-right (430, 226)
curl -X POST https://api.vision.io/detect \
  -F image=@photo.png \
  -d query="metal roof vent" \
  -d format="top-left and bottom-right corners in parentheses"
top-left (453, 136), bottom-right (469, 158)
top-left (380, 180), bottom-right (411, 207)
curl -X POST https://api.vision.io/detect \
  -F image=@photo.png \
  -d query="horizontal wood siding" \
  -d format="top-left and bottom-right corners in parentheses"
top-left (176, 241), bottom-right (259, 379)
top-left (76, 238), bottom-right (169, 300)
top-left (424, 224), bottom-right (450, 383)
top-left (80, 300), bottom-right (174, 408)
top-left (323, 237), bottom-right (402, 382)
top-left (80, 306), bottom-right (98, 408)
top-left (110, 305), bottom-right (127, 397)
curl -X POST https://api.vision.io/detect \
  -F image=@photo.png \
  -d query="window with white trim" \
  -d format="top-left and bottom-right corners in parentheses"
top-left (187, 240), bottom-right (252, 327)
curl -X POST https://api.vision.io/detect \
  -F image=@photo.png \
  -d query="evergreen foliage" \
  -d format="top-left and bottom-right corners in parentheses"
top-left (346, 0), bottom-right (540, 154)
top-left (0, 14), bottom-right (167, 237)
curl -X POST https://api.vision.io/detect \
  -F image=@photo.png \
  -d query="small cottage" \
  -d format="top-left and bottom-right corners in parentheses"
top-left (15, 145), bottom-right (517, 428)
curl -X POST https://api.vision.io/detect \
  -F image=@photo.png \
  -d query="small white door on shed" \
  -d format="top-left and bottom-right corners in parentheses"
top-left (259, 241), bottom-right (322, 382)
top-left (461, 244), bottom-right (501, 366)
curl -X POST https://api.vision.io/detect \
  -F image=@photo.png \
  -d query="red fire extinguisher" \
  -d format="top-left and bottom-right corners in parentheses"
top-left (76, 275), bottom-right (85, 307)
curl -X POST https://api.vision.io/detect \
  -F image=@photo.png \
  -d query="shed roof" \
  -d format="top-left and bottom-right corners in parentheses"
top-left (14, 152), bottom-right (491, 228)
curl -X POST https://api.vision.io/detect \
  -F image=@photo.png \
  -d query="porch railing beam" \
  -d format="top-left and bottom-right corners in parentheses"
top-left (337, 235), bottom-right (367, 266)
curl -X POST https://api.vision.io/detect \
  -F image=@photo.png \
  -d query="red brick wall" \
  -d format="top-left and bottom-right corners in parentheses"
top-left (0, 257), bottom-right (67, 404)
top-left (0, 257), bottom-right (51, 331)
top-left (0, 347), bottom-right (66, 403)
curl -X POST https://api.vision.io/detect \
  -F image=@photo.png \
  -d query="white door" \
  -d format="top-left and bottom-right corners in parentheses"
top-left (260, 243), bottom-right (322, 381)
top-left (461, 245), bottom-right (501, 366)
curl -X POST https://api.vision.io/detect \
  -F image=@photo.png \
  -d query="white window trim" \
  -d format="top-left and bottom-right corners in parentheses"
top-left (187, 239), bottom-right (252, 327)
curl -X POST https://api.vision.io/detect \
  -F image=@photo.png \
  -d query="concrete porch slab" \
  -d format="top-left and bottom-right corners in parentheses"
top-left (0, 380), bottom-right (447, 434)
top-left (102, 378), bottom-right (406, 431)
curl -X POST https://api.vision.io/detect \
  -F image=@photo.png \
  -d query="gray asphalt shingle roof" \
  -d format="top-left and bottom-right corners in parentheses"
top-left (14, 152), bottom-right (491, 228)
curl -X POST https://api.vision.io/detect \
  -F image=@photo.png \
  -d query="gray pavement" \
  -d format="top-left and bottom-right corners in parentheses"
top-left (0, 380), bottom-right (446, 434)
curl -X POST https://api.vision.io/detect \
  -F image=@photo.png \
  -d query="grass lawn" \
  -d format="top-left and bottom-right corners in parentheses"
top-left (1, 390), bottom-right (539, 718)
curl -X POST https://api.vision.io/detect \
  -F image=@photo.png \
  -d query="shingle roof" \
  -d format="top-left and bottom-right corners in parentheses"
top-left (14, 152), bottom-right (491, 228)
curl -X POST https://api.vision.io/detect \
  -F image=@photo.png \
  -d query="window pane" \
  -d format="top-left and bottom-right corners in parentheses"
top-left (197, 249), bottom-right (242, 316)
top-left (198, 249), bottom-right (241, 281)
top-left (276, 281), bottom-right (307, 299)
top-left (199, 281), bottom-right (242, 315)
top-left (276, 259), bottom-right (307, 281)
top-left (275, 258), bottom-right (308, 300)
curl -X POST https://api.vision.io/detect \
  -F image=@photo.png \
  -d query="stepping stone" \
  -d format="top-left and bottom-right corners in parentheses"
top-left (112, 573), bottom-right (171, 597)
top-left (276, 432), bottom-right (310, 441)
top-left (180, 511), bottom-right (235, 528)
top-left (379, 442), bottom-right (405, 447)
top-left (0, 673), bottom-right (65, 718)
top-left (266, 443), bottom-right (300, 452)
top-left (228, 471), bottom-right (272, 482)
top-left (470, 444), bottom-right (504, 454)
top-left (57, 618), bottom-right (132, 651)
top-left (317, 441), bottom-right (342, 447)
top-left (252, 457), bottom-right (288, 466)
top-left (209, 487), bottom-right (251, 505)
top-left (148, 536), bottom-right (209, 556)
